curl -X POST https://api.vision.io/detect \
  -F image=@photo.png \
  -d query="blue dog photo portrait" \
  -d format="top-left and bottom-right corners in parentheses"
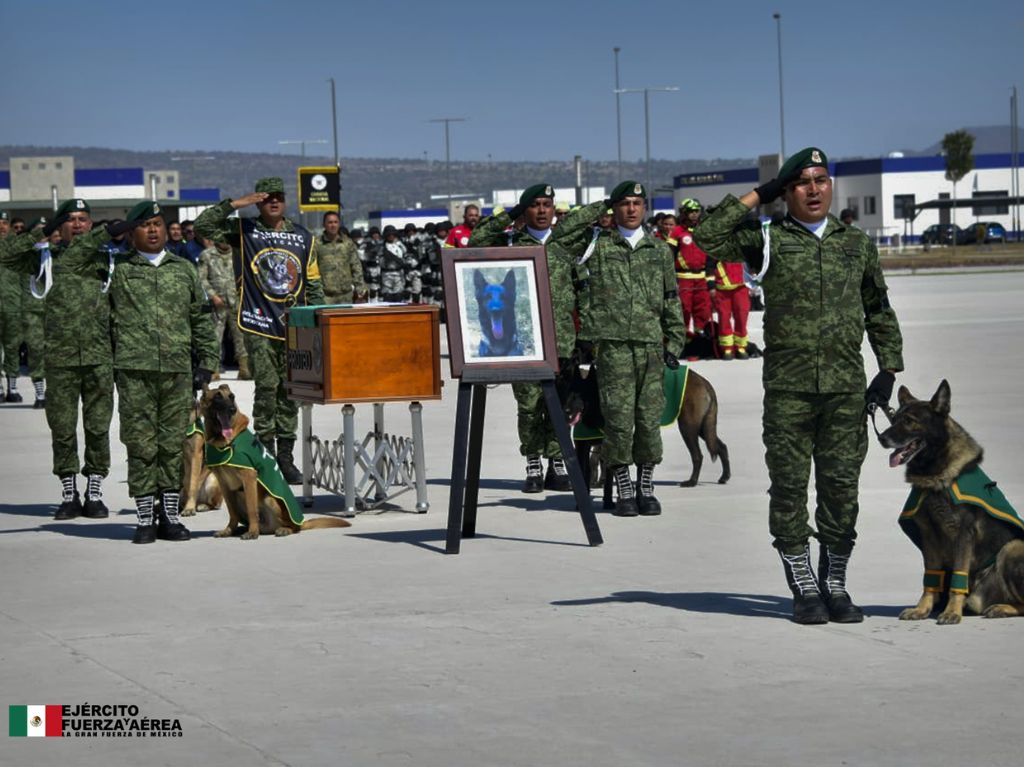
top-left (455, 261), bottom-right (543, 363)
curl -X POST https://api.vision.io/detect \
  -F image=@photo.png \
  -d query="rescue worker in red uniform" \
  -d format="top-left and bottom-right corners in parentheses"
top-left (669, 199), bottom-right (714, 348)
top-left (708, 252), bottom-right (751, 359)
top-left (444, 204), bottom-right (480, 248)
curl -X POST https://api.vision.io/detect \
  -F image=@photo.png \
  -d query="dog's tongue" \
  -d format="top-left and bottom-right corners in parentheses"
top-left (889, 450), bottom-right (903, 468)
top-left (491, 317), bottom-right (504, 340)
top-left (222, 427), bottom-right (235, 442)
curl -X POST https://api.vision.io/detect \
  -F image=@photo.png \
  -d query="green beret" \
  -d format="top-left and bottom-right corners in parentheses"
top-left (778, 147), bottom-right (828, 183)
top-left (55, 199), bottom-right (90, 218)
top-left (255, 177), bottom-right (285, 194)
top-left (519, 183), bottom-right (554, 206)
top-left (609, 180), bottom-right (647, 204)
top-left (126, 200), bottom-right (163, 223)
top-left (0, 210), bottom-right (8, 221)
top-left (28, 217), bottom-right (47, 230)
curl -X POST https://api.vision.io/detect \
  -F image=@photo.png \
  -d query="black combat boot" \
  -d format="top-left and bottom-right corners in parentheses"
top-left (54, 475), bottom-right (81, 520)
top-left (544, 457), bottom-right (572, 492)
top-left (818, 546), bottom-right (864, 623)
top-left (156, 491), bottom-right (190, 541)
top-left (276, 438), bottom-right (303, 485)
top-left (132, 495), bottom-right (157, 544)
top-left (779, 545), bottom-right (830, 624)
top-left (611, 465), bottom-right (639, 517)
top-left (522, 455), bottom-right (543, 493)
top-left (81, 474), bottom-right (109, 519)
top-left (636, 462), bottom-right (661, 515)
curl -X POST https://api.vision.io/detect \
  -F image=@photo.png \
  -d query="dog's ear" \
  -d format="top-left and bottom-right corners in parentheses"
top-left (474, 270), bottom-right (486, 293)
top-left (503, 270), bottom-right (516, 293)
top-left (896, 385), bottom-right (914, 407)
top-left (930, 379), bottom-right (951, 416)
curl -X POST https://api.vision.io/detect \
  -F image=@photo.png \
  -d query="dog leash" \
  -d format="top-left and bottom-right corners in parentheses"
top-left (867, 402), bottom-right (896, 439)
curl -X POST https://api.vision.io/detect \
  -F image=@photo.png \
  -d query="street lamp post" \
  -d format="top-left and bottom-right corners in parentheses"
top-left (773, 12), bottom-right (786, 159)
top-left (428, 117), bottom-right (466, 213)
top-left (328, 77), bottom-right (341, 215)
top-left (614, 47), bottom-right (622, 178)
top-left (614, 86), bottom-right (679, 210)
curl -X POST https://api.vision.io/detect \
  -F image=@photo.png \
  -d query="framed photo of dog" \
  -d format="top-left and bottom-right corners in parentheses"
top-left (441, 246), bottom-right (559, 381)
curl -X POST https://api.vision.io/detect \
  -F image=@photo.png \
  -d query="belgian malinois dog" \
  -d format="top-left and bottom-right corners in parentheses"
top-left (561, 352), bottom-right (730, 508)
top-left (878, 380), bottom-right (1024, 623)
top-left (200, 384), bottom-right (351, 539)
top-left (181, 398), bottom-right (223, 516)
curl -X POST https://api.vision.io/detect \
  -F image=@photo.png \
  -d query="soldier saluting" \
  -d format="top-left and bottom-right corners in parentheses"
top-left (195, 178), bottom-right (325, 484)
top-left (695, 147), bottom-right (904, 624)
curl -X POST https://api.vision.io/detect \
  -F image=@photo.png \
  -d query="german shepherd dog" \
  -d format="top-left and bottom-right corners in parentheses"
top-left (474, 269), bottom-right (523, 356)
top-left (200, 384), bottom-right (351, 539)
top-left (181, 398), bottom-right (223, 516)
top-left (561, 352), bottom-right (730, 508)
top-left (878, 380), bottom-right (1024, 623)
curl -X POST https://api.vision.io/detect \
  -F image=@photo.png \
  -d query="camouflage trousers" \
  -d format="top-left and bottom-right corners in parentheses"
top-left (763, 390), bottom-right (868, 556)
top-left (211, 305), bottom-right (247, 365)
top-left (244, 334), bottom-right (297, 443)
top-left (115, 370), bottom-right (191, 497)
top-left (596, 340), bottom-right (665, 467)
top-left (512, 382), bottom-right (562, 459)
top-left (22, 304), bottom-right (45, 381)
top-left (46, 363), bottom-right (113, 478)
top-left (0, 308), bottom-right (20, 378)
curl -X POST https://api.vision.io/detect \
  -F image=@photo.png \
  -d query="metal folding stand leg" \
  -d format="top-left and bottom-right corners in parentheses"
top-left (410, 402), bottom-right (429, 512)
top-left (342, 404), bottom-right (357, 515)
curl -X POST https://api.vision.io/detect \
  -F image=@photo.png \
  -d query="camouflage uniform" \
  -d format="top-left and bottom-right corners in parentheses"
top-left (400, 231), bottom-right (424, 302)
top-left (0, 228), bottom-right (114, 479)
top-left (469, 211), bottom-right (561, 460)
top-left (0, 256), bottom-right (22, 381)
top-left (317, 232), bottom-right (366, 304)
top-left (359, 237), bottom-right (383, 301)
top-left (21, 274), bottom-right (46, 384)
top-left (194, 200), bottom-right (324, 446)
top-left (548, 200), bottom-right (687, 468)
top-left (695, 194), bottom-right (904, 554)
top-left (379, 238), bottom-right (409, 302)
top-left (197, 243), bottom-right (247, 365)
top-left (60, 239), bottom-right (219, 498)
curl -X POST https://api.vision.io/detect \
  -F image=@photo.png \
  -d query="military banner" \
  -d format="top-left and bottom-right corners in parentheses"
top-left (297, 166), bottom-right (340, 212)
top-left (237, 219), bottom-right (312, 340)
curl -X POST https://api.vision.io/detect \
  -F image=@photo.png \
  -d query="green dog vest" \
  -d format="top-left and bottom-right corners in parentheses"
top-left (205, 428), bottom-right (304, 526)
top-left (574, 365), bottom-right (690, 442)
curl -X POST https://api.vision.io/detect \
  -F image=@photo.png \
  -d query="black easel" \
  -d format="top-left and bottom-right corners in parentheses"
top-left (445, 369), bottom-right (603, 554)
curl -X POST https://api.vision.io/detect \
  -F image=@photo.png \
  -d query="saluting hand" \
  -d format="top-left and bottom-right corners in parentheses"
top-left (231, 192), bottom-right (269, 210)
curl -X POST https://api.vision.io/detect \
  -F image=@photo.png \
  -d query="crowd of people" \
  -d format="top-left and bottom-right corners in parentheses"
top-left (0, 148), bottom-right (906, 625)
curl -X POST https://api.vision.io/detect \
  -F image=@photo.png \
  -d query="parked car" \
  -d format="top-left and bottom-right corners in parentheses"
top-left (960, 221), bottom-right (1007, 244)
top-left (920, 224), bottom-right (966, 245)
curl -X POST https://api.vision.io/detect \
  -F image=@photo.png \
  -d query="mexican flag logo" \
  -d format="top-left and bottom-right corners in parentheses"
top-left (9, 705), bottom-right (63, 737)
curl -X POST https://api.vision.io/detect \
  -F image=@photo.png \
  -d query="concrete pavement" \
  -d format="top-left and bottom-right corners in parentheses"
top-left (1, 270), bottom-right (1023, 766)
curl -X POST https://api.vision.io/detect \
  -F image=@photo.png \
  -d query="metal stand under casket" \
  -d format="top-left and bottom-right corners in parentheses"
top-left (300, 401), bottom-right (429, 515)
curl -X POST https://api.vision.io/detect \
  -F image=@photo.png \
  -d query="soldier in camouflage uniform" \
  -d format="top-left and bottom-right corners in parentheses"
top-left (0, 200), bottom-right (116, 520)
top-left (197, 236), bottom-right (251, 379)
top-left (548, 182), bottom-right (687, 517)
top-left (317, 211), bottom-right (366, 304)
top-left (0, 211), bottom-right (25, 402)
top-left (400, 224), bottom-right (424, 303)
top-left (60, 201), bottom-right (218, 543)
top-left (359, 227), bottom-right (383, 302)
top-left (379, 226), bottom-right (412, 303)
top-left (470, 184), bottom-right (572, 493)
top-left (695, 147), bottom-right (904, 624)
top-left (194, 178), bottom-right (325, 484)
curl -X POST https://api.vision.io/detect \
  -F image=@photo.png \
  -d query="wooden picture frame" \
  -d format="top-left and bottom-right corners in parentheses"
top-left (440, 246), bottom-right (559, 381)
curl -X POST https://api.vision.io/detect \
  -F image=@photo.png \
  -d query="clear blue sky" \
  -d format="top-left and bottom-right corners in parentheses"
top-left (3, 0), bottom-right (1022, 163)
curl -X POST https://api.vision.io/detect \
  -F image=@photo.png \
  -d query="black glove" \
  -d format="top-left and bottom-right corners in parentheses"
top-left (105, 219), bottom-right (137, 238)
top-left (865, 370), bottom-right (895, 410)
top-left (507, 203), bottom-right (527, 221)
top-left (558, 357), bottom-right (572, 375)
top-left (193, 367), bottom-right (214, 391)
top-left (43, 214), bottom-right (69, 237)
top-left (574, 339), bottom-right (596, 364)
top-left (664, 348), bottom-right (680, 370)
top-left (753, 177), bottom-right (786, 205)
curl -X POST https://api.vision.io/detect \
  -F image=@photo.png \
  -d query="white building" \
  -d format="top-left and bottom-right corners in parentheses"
top-left (673, 152), bottom-right (1022, 244)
